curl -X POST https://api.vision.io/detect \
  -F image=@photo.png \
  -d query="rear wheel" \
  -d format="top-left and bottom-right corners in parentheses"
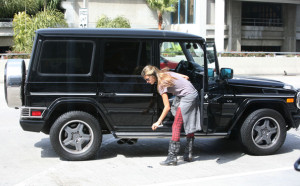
top-left (50, 111), bottom-right (102, 161)
top-left (240, 109), bottom-right (286, 155)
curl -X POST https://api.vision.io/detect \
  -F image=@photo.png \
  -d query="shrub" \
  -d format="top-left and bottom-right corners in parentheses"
top-left (12, 12), bottom-right (34, 53)
top-left (96, 15), bottom-right (110, 28)
top-left (13, 10), bottom-right (68, 53)
top-left (96, 15), bottom-right (131, 28)
top-left (32, 9), bottom-right (68, 30)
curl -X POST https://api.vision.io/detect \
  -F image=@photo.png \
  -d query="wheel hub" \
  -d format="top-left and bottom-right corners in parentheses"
top-left (252, 117), bottom-right (279, 149)
top-left (59, 120), bottom-right (93, 154)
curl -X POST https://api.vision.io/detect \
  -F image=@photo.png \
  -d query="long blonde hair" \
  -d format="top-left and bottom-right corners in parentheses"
top-left (141, 65), bottom-right (177, 92)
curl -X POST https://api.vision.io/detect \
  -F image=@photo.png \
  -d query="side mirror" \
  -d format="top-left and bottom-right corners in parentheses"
top-left (220, 68), bottom-right (233, 79)
top-left (295, 158), bottom-right (300, 171)
top-left (186, 43), bottom-right (191, 49)
top-left (207, 68), bottom-right (214, 78)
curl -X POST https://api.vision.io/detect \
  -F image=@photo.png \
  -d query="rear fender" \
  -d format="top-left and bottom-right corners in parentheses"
top-left (43, 98), bottom-right (115, 133)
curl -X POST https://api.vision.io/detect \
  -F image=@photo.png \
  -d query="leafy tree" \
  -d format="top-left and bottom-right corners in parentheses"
top-left (146, 0), bottom-right (178, 30)
top-left (0, 0), bottom-right (40, 19)
top-left (12, 10), bottom-right (68, 53)
top-left (0, 0), bottom-right (62, 19)
top-left (96, 15), bottom-right (131, 28)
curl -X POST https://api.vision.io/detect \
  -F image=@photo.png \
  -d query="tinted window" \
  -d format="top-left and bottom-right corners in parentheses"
top-left (103, 41), bottom-right (151, 75)
top-left (39, 40), bottom-right (94, 74)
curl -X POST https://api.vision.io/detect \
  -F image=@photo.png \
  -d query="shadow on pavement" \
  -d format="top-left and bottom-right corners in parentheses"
top-left (97, 137), bottom-right (245, 164)
top-left (33, 132), bottom-right (300, 163)
top-left (34, 138), bottom-right (58, 158)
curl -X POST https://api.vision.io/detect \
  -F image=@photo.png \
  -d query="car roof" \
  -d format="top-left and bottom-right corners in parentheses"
top-left (36, 28), bottom-right (205, 42)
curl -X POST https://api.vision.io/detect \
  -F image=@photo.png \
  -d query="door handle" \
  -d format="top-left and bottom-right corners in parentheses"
top-left (98, 92), bottom-right (115, 97)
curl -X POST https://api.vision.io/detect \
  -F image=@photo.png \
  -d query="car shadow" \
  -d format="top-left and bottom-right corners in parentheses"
top-left (34, 132), bottom-right (300, 163)
top-left (97, 137), bottom-right (246, 164)
top-left (34, 138), bottom-right (59, 158)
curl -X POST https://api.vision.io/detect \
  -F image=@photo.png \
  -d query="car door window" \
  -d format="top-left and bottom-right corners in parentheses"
top-left (206, 44), bottom-right (219, 85)
top-left (39, 40), bottom-right (95, 75)
top-left (160, 42), bottom-right (187, 69)
top-left (103, 41), bottom-right (151, 76)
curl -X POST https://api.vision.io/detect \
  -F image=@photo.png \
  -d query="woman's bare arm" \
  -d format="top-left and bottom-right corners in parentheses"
top-left (152, 93), bottom-right (170, 130)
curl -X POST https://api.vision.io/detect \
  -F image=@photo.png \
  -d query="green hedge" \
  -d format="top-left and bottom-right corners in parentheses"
top-left (13, 10), bottom-right (68, 53)
top-left (96, 15), bottom-right (131, 28)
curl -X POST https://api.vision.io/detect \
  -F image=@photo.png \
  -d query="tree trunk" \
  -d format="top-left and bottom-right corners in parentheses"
top-left (158, 11), bottom-right (163, 30)
top-left (44, 0), bottom-right (47, 10)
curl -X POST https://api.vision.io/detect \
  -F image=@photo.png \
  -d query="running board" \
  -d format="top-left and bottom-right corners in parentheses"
top-left (114, 132), bottom-right (228, 139)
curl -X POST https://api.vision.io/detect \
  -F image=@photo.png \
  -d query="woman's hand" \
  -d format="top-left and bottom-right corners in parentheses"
top-left (152, 93), bottom-right (169, 131)
top-left (152, 121), bottom-right (161, 130)
top-left (182, 74), bottom-right (189, 80)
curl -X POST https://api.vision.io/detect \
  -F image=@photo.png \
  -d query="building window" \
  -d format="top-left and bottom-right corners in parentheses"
top-left (241, 46), bottom-right (281, 52)
top-left (242, 2), bottom-right (282, 27)
top-left (172, 0), bottom-right (195, 24)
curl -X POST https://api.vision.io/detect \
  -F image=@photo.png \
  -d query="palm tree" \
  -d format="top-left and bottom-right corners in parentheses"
top-left (146, 0), bottom-right (178, 30)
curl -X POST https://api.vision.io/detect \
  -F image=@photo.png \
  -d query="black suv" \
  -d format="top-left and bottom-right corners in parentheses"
top-left (4, 28), bottom-right (300, 160)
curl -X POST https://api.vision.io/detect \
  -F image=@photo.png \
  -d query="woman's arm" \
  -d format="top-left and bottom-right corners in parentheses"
top-left (152, 93), bottom-right (170, 130)
top-left (173, 72), bottom-right (189, 80)
top-left (180, 74), bottom-right (189, 80)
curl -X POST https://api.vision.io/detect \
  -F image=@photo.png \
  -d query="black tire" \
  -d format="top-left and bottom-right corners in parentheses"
top-left (50, 111), bottom-right (102, 161)
top-left (240, 109), bottom-right (286, 155)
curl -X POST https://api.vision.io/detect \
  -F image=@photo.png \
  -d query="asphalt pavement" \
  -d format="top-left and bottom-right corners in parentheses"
top-left (0, 75), bottom-right (300, 186)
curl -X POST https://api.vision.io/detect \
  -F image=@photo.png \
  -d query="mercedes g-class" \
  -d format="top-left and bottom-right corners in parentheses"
top-left (4, 28), bottom-right (300, 160)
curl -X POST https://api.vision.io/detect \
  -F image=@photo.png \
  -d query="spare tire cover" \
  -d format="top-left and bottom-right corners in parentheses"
top-left (4, 59), bottom-right (25, 108)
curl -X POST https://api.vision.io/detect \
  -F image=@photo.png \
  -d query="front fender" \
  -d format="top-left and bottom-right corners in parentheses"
top-left (229, 98), bottom-right (295, 131)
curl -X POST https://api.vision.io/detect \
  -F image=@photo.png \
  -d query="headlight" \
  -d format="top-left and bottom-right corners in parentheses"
top-left (283, 84), bottom-right (294, 90)
top-left (297, 92), bottom-right (300, 109)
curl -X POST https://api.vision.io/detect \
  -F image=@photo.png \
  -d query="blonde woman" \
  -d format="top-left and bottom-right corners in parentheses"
top-left (141, 65), bottom-right (201, 166)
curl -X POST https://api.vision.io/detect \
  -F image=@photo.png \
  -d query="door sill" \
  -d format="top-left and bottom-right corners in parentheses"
top-left (114, 132), bottom-right (228, 139)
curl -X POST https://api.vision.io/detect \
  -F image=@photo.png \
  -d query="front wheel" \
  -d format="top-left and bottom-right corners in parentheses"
top-left (240, 109), bottom-right (287, 155)
top-left (50, 111), bottom-right (102, 161)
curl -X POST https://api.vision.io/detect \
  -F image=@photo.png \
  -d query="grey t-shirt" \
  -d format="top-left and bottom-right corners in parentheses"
top-left (158, 72), bottom-right (197, 96)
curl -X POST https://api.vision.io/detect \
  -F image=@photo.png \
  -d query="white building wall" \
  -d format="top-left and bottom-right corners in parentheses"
top-left (215, 0), bottom-right (225, 52)
top-left (62, 0), bottom-right (170, 29)
top-left (60, 0), bottom-right (300, 52)
top-left (297, 5), bottom-right (300, 40)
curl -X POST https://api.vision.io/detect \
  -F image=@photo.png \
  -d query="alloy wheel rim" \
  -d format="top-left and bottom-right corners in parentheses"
top-left (59, 120), bottom-right (94, 154)
top-left (251, 117), bottom-right (280, 149)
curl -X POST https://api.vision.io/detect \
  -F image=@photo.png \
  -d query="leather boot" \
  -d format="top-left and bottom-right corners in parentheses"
top-left (183, 137), bottom-right (194, 162)
top-left (160, 140), bottom-right (180, 166)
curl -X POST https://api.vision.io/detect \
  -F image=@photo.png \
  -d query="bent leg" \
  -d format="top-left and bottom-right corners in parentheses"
top-left (171, 107), bottom-right (184, 141)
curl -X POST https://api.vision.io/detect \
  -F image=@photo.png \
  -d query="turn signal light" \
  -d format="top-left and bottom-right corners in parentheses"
top-left (31, 111), bottom-right (42, 116)
top-left (286, 98), bottom-right (294, 103)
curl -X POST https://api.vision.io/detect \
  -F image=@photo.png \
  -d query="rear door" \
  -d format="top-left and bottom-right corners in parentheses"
top-left (97, 39), bottom-right (155, 132)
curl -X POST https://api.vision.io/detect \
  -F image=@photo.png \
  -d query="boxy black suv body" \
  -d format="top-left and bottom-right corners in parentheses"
top-left (4, 28), bottom-right (300, 160)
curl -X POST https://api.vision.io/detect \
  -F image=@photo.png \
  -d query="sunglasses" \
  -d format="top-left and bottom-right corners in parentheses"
top-left (144, 78), bottom-right (150, 82)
